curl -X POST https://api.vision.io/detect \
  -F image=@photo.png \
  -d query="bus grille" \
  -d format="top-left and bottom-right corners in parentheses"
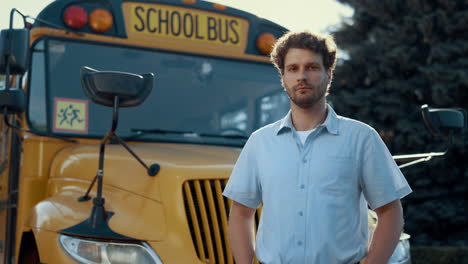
top-left (183, 179), bottom-right (261, 264)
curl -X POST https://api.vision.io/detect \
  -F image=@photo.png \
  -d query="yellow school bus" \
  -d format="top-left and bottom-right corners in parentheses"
top-left (1, 1), bottom-right (286, 263)
top-left (5, 0), bottom-right (461, 263)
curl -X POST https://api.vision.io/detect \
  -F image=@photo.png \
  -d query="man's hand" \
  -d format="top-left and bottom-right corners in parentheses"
top-left (365, 199), bottom-right (404, 264)
top-left (228, 201), bottom-right (257, 264)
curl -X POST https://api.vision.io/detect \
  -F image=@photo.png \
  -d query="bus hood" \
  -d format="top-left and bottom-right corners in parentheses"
top-left (30, 143), bottom-right (240, 240)
top-left (49, 142), bottom-right (241, 203)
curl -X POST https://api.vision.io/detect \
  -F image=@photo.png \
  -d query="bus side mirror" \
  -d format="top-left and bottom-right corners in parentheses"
top-left (421, 104), bottom-right (467, 137)
top-left (0, 29), bottom-right (29, 75)
top-left (0, 29), bottom-right (28, 114)
top-left (80, 66), bottom-right (153, 108)
top-left (0, 88), bottom-right (26, 114)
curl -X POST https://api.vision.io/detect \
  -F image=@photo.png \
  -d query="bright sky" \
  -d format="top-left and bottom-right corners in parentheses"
top-left (1, 0), bottom-right (353, 33)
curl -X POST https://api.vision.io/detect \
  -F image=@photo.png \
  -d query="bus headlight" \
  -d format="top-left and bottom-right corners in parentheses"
top-left (388, 238), bottom-right (411, 264)
top-left (59, 234), bottom-right (163, 264)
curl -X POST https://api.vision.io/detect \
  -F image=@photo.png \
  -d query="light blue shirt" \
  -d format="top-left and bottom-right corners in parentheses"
top-left (223, 105), bottom-right (412, 264)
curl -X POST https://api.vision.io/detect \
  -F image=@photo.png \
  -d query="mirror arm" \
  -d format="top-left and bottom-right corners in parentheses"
top-left (398, 155), bottom-right (436, 169)
top-left (108, 96), bottom-right (160, 176)
top-left (78, 127), bottom-right (114, 202)
top-left (3, 108), bottom-right (23, 135)
top-left (78, 96), bottom-right (160, 202)
top-left (78, 175), bottom-right (98, 202)
top-left (9, 9), bottom-right (27, 30)
top-left (112, 134), bottom-right (156, 172)
top-left (3, 109), bottom-right (16, 128)
top-left (94, 97), bottom-right (122, 203)
top-left (95, 138), bottom-right (108, 203)
top-left (24, 16), bottom-right (84, 37)
top-left (111, 96), bottom-right (119, 132)
top-left (396, 130), bottom-right (453, 169)
top-left (10, 8), bottom-right (85, 36)
top-left (4, 9), bottom-right (28, 91)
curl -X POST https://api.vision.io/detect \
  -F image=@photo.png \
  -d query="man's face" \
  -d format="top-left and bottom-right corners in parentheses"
top-left (281, 48), bottom-right (331, 109)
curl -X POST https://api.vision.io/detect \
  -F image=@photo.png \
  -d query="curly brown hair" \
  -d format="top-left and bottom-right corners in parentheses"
top-left (270, 31), bottom-right (337, 75)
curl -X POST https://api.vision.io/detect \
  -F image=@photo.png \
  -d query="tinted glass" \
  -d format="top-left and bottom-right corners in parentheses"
top-left (28, 39), bottom-right (289, 144)
top-left (28, 41), bottom-right (47, 130)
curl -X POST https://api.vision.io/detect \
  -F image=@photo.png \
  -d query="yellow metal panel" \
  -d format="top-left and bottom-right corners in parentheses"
top-left (27, 182), bottom-right (167, 241)
top-left (18, 135), bottom-right (247, 263)
top-left (123, 2), bottom-right (250, 60)
top-left (125, 3), bottom-right (247, 47)
top-left (33, 228), bottom-right (78, 263)
top-left (48, 142), bottom-right (240, 203)
top-left (15, 136), bottom-right (80, 261)
top-left (29, 27), bottom-right (270, 63)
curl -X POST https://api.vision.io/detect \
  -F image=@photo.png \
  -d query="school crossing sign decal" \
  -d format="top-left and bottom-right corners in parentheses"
top-left (53, 97), bottom-right (88, 133)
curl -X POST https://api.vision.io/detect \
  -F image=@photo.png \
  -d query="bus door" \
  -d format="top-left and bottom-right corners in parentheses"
top-left (0, 111), bottom-right (9, 264)
top-left (0, 89), bottom-right (21, 264)
top-left (0, 26), bottom-right (28, 264)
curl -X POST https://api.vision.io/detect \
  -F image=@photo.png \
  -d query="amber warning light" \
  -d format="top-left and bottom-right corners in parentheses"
top-left (256, 32), bottom-right (277, 55)
top-left (89, 9), bottom-right (113, 33)
top-left (63, 6), bottom-right (113, 33)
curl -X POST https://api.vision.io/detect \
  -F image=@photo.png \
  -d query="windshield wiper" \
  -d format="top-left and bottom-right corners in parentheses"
top-left (128, 128), bottom-right (248, 140)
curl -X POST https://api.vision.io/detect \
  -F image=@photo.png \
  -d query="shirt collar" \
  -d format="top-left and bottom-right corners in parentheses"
top-left (276, 104), bottom-right (339, 135)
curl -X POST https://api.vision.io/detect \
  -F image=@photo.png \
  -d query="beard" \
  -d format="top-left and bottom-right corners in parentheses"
top-left (285, 80), bottom-right (327, 109)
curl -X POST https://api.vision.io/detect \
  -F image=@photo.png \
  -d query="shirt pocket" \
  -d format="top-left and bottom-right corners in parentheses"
top-left (313, 155), bottom-right (358, 197)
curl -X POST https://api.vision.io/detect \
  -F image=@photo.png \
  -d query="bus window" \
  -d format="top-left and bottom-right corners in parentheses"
top-left (220, 103), bottom-right (248, 134)
top-left (28, 38), bottom-right (282, 144)
top-left (257, 89), bottom-right (290, 127)
top-left (28, 41), bottom-right (47, 131)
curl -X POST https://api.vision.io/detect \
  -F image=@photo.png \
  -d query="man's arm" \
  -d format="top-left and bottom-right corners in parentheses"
top-left (228, 201), bottom-right (257, 264)
top-left (364, 199), bottom-right (404, 264)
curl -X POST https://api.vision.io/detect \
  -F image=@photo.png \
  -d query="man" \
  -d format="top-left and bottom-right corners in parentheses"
top-left (223, 31), bottom-right (412, 264)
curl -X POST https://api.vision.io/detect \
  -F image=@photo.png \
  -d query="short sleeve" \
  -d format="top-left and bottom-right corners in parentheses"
top-left (223, 135), bottom-right (262, 209)
top-left (360, 128), bottom-right (412, 210)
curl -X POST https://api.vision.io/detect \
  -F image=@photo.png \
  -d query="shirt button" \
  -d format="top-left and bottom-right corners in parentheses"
top-left (300, 184), bottom-right (305, 189)
top-left (297, 241), bottom-right (303, 246)
top-left (299, 211), bottom-right (303, 216)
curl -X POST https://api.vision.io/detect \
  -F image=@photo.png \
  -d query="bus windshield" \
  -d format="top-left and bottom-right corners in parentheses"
top-left (28, 38), bottom-right (290, 145)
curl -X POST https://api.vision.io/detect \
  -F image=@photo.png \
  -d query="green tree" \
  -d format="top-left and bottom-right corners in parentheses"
top-left (329, 0), bottom-right (468, 246)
